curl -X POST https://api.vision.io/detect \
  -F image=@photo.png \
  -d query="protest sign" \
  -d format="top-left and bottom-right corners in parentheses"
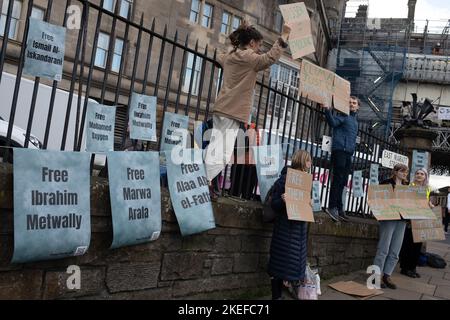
top-left (411, 207), bottom-right (446, 243)
top-left (13, 149), bottom-right (91, 263)
top-left (285, 168), bottom-right (314, 222)
top-left (252, 144), bottom-right (284, 203)
top-left (333, 75), bottom-right (351, 115)
top-left (352, 170), bottom-right (364, 198)
top-left (370, 164), bottom-right (379, 185)
top-left (410, 150), bottom-right (429, 182)
top-left (23, 18), bottom-right (66, 81)
top-left (160, 112), bottom-right (190, 153)
top-left (438, 107), bottom-right (450, 120)
top-left (312, 180), bottom-right (321, 212)
top-left (279, 2), bottom-right (315, 59)
top-left (129, 93), bottom-right (157, 142)
top-left (107, 151), bottom-right (161, 248)
top-left (85, 103), bottom-right (116, 153)
top-left (394, 186), bottom-right (436, 220)
top-left (166, 149), bottom-right (216, 236)
top-left (299, 59), bottom-right (334, 106)
top-left (367, 185), bottom-right (401, 220)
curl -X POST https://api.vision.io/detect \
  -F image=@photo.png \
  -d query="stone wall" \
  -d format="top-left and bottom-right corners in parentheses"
top-left (0, 163), bottom-right (378, 299)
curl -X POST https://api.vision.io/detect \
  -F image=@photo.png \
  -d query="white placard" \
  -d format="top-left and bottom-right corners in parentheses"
top-left (322, 136), bottom-right (332, 153)
top-left (381, 150), bottom-right (409, 169)
top-left (438, 107), bottom-right (450, 120)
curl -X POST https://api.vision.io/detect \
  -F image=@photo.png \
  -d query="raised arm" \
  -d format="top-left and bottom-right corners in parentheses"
top-left (325, 109), bottom-right (345, 128)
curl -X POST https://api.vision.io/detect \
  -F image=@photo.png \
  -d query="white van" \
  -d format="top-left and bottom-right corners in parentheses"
top-left (0, 72), bottom-right (105, 167)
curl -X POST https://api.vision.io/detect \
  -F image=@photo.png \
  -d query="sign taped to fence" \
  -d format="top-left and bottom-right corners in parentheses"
top-left (129, 93), bottom-right (157, 142)
top-left (166, 149), bottom-right (216, 236)
top-left (279, 2), bottom-right (315, 59)
top-left (368, 185), bottom-right (401, 220)
top-left (370, 164), bottom-right (379, 185)
top-left (160, 112), bottom-right (190, 153)
top-left (252, 144), bottom-right (284, 203)
top-left (285, 168), bottom-right (314, 222)
top-left (352, 170), bottom-right (364, 198)
top-left (107, 151), bottom-right (161, 249)
top-left (23, 18), bottom-right (66, 81)
top-left (12, 149), bottom-right (91, 263)
top-left (381, 150), bottom-right (409, 169)
top-left (299, 59), bottom-right (334, 106)
top-left (410, 150), bottom-right (429, 182)
top-left (438, 107), bottom-right (450, 120)
top-left (312, 181), bottom-right (321, 212)
top-left (322, 135), bottom-right (332, 153)
top-left (411, 207), bottom-right (446, 243)
top-left (333, 75), bottom-right (351, 115)
top-left (85, 103), bottom-right (116, 153)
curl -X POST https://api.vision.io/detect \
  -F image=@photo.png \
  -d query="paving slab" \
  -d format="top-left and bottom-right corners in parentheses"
top-left (420, 295), bottom-right (444, 300)
top-left (389, 275), bottom-right (436, 296)
top-left (380, 287), bottom-right (422, 300)
top-left (434, 285), bottom-right (450, 300)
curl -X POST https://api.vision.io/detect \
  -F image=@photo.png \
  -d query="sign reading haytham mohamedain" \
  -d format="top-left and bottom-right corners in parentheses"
top-left (12, 149), bottom-right (91, 263)
top-left (107, 151), bottom-right (161, 248)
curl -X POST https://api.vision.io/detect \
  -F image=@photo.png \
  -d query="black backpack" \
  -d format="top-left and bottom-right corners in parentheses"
top-left (262, 185), bottom-right (277, 223)
top-left (427, 253), bottom-right (447, 269)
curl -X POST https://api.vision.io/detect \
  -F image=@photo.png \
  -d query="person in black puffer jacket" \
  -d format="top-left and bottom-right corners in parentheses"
top-left (268, 150), bottom-right (312, 300)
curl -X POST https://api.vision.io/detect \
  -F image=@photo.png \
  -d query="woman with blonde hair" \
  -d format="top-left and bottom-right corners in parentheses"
top-left (399, 168), bottom-right (433, 278)
top-left (373, 163), bottom-right (409, 289)
top-left (268, 150), bottom-right (312, 300)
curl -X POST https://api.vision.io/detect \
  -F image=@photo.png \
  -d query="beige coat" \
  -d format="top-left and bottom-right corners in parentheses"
top-left (214, 41), bottom-right (283, 123)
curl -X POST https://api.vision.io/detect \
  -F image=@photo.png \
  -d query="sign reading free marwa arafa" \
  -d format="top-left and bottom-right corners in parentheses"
top-left (13, 149), bottom-right (91, 263)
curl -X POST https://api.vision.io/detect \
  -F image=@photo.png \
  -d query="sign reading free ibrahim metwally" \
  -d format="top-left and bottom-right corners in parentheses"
top-left (23, 18), bottom-right (66, 81)
top-left (166, 149), bottom-right (216, 236)
top-left (85, 103), bottom-right (116, 153)
top-left (107, 152), bottom-right (161, 248)
top-left (129, 93), bottom-right (157, 142)
top-left (13, 149), bottom-right (91, 263)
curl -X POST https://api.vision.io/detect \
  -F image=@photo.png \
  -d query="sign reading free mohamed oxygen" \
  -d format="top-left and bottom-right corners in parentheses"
top-left (23, 18), bottom-right (66, 81)
top-left (166, 149), bottom-right (216, 236)
top-left (85, 103), bottom-right (116, 153)
top-left (107, 152), bottom-right (161, 249)
top-left (13, 149), bottom-right (91, 263)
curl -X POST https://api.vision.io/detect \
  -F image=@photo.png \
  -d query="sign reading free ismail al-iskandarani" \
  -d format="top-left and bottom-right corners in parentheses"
top-left (12, 149), bottom-right (91, 263)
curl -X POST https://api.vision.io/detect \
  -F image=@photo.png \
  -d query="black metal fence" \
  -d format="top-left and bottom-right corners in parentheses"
top-left (0, 0), bottom-right (409, 217)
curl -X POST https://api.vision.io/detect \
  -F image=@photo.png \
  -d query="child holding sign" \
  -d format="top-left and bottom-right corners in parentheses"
top-left (204, 22), bottom-right (289, 199)
top-left (268, 150), bottom-right (312, 300)
top-left (399, 168), bottom-right (433, 278)
top-left (373, 164), bottom-right (409, 290)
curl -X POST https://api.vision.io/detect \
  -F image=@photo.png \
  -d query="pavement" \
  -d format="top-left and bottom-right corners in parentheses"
top-left (319, 234), bottom-right (450, 300)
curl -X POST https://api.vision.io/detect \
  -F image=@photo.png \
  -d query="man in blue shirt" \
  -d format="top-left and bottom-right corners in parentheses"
top-left (323, 97), bottom-right (360, 222)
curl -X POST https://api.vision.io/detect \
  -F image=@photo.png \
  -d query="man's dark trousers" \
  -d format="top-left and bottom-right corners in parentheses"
top-left (329, 150), bottom-right (353, 211)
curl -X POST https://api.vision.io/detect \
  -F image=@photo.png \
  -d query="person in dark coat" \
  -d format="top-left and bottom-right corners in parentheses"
top-left (268, 150), bottom-right (312, 300)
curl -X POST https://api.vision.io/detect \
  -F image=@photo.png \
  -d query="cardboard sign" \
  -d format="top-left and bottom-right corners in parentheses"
top-left (129, 93), bottom-right (157, 142)
top-left (370, 164), bottom-right (379, 185)
top-left (393, 186), bottom-right (436, 220)
top-left (368, 185), bottom-right (401, 220)
top-left (410, 150), bottom-right (429, 182)
top-left (85, 103), bottom-right (116, 153)
top-left (166, 149), bottom-right (216, 236)
top-left (285, 168), bottom-right (314, 222)
top-left (13, 149), bottom-right (91, 263)
top-left (107, 151), bottom-right (161, 249)
top-left (279, 2), bottom-right (315, 60)
top-left (381, 150), bottom-right (409, 169)
top-left (160, 112), bottom-right (190, 153)
top-left (329, 281), bottom-right (383, 299)
top-left (333, 75), bottom-right (351, 115)
top-left (252, 144), bottom-right (284, 203)
top-left (299, 59), bottom-right (334, 106)
top-left (352, 170), bottom-right (364, 198)
top-left (411, 207), bottom-right (446, 243)
top-left (23, 18), bottom-right (66, 81)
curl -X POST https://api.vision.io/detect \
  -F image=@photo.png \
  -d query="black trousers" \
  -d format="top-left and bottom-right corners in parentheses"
top-left (399, 226), bottom-right (422, 271)
top-left (329, 150), bottom-right (353, 210)
top-left (443, 208), bottom-right (449, 232)
top-left (271, 278), bottom-right (283, 300)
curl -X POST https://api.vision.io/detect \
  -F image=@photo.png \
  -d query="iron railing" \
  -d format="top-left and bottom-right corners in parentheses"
top-left (0, 0), bottom-right (409, 217)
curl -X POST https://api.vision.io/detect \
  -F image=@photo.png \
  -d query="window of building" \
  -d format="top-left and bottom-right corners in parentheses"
top-left (111, 37), bottom-right (124, 73)
top-left (221, 11), bottom-right (231, 34)
top-left (274, 10), bottom-right (283, 33)
top-left (0, 0), bottom-right (22, 40)
top-left (201, 2), bottom-right (213, 28)
top-left (103, 0), bottom-right (132, 18)
top-left (94, 32), bottom-right (110, 69)
top-left (269, 63), bottom-right (300, 122)
top-left (189, 0), bottom-right (201, 23)
top-left (183, 52), bottom-right (203, 95)
top-left (232, 16), bottom-right (242, 32)
top-left (31, 6), bottom-right (45, 20)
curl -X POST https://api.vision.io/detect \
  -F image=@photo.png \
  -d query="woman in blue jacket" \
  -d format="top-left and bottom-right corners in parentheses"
top-left (268, 150), bottom-right (312, 300)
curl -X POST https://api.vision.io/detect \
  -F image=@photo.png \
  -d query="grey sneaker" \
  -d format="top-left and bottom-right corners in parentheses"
top-left (324, 207), bottom-right (340, 222)
top-left (338, 210), bottom-right (350, 222)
